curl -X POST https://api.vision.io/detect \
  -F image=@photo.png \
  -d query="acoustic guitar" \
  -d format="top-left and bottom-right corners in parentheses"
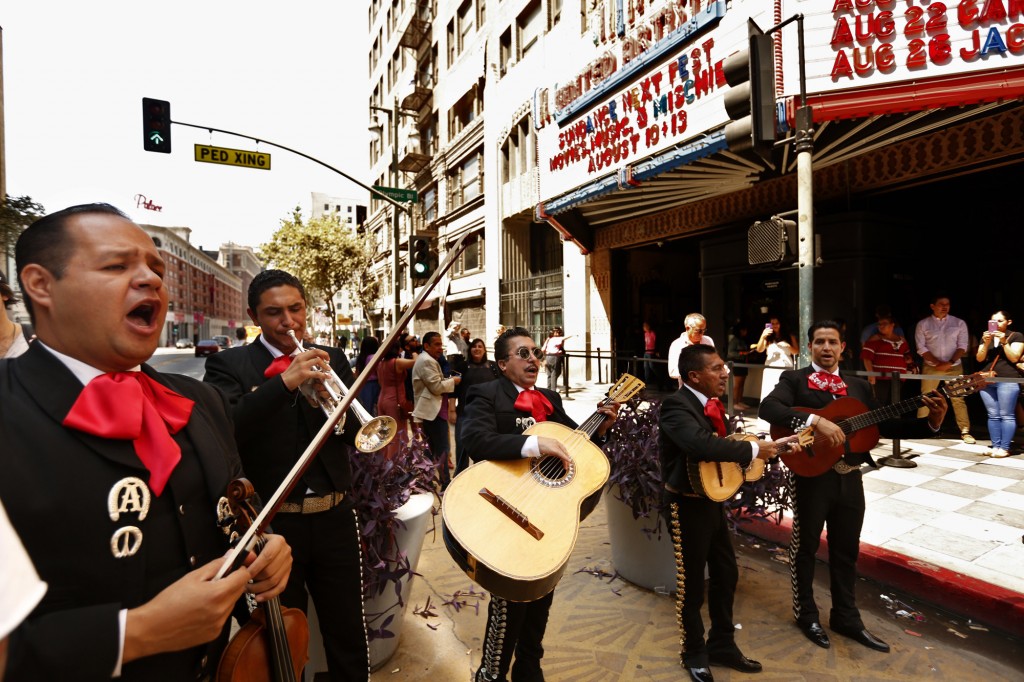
top-left (770, 373), bottom-right (985, 477)
top-left (441, 374), bottom-right (645, 602)
top-left (688, 429), bottom-right (813, 502)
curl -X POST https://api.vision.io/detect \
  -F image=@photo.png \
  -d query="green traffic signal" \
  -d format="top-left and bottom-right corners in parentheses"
top-left (142, 97), bottom-right (172, 153)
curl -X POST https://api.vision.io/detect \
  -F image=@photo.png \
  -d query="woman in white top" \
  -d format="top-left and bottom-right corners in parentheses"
top-left (754, 317), bottom-right (798, 404)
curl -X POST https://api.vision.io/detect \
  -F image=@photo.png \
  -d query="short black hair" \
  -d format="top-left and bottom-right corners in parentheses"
top-left (248, 269), bottom-right (306, 312)
top-left (422, 330), bottom-right (441, 347)
top-left (15, 203), bottom-right (129, 322)
top-left (495, 326), bottom-right (532, 360)
top-left (679, 343), bottom-right (718, 381)
top-left (929, 292), bottom-right (950, 305)
top-left (807, 320), bottom-right (844, 343)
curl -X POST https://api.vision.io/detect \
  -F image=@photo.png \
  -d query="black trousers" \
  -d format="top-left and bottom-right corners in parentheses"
top-left (421, 416), bottom-right (451, 489)
top-left (789, 469), bottom-right (866, 631)
top-left (477, 592), bottom-right (554, 682)
top-left (274, 500), bottom-right (370, 681)
top-left (662, 492), bottom-right (740, 667)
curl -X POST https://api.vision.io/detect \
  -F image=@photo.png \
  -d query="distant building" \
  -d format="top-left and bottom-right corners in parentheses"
top-left (139, 224), bottom-right (243, 346)
top-left (217, 243), bottom-right (262, 319)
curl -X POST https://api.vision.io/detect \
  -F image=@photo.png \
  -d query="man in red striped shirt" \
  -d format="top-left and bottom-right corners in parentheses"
top-left (860, 316), bottom-right (917, 405)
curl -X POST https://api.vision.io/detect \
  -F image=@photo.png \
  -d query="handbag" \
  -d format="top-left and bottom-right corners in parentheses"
top-left (979, 354), bottom-right (999, 384)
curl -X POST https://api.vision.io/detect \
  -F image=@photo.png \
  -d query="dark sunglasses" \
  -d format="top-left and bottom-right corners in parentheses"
top-left (509, 347), bottom-right (545, 361)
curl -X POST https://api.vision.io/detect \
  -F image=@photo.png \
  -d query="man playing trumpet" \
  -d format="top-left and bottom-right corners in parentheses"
top-left (204, 269), bottom-right (370, 680)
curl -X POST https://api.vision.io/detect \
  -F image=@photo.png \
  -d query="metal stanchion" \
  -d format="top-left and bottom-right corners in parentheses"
top-left (597, 348), bottom-right (603, 384)
top-left (562, 353), bottom-right (572, 399)
top-left (877, 370), bottom-right (918, 468)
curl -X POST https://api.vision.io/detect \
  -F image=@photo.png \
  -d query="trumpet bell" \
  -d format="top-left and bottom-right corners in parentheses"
top-left (354, 416), bottom-right (399, 453)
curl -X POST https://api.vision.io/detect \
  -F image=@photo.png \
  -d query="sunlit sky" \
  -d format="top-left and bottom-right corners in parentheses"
top-left (2, 1), bottom-right (370, 251)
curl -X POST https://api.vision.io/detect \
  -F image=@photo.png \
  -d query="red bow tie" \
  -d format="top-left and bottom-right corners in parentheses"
top-left (63, 372), bottom-right (195, 496)
top-left (704, 397), bottom-right (727, 437)
top-left (808, 371), bottom-right (847, 396)
top-left (264, 355), bottom-right (293, 378)
top-left (514, 388), bottom-right (553, 423)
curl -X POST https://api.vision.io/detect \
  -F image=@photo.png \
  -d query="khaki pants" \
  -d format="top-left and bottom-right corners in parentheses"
top-left (918, 364), bottom-right (970, 432)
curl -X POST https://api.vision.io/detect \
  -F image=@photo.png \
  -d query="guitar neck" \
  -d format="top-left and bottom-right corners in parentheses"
top-left (838, 393), bottom-right (930, 434)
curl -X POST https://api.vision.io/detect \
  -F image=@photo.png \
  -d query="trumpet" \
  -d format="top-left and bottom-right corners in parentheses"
top-left (287, 330), bottom-right (398, 453)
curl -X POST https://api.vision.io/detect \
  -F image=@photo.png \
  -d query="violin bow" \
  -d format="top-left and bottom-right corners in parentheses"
top-left (215, 233), bottom-right (469, 580)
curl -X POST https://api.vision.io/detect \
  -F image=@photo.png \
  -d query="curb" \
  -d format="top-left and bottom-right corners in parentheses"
top-left (739, 515), bottom-right (1024, 640)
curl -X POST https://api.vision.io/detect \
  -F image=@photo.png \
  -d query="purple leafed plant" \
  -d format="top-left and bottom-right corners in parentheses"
top-left (350, 431), bottom-right (436, 640)
top-left (603, 397), bottom-right (793, 535)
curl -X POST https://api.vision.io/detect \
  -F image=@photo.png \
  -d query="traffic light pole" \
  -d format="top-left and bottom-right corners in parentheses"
top-left (767, 14), bottom-right (814, 367)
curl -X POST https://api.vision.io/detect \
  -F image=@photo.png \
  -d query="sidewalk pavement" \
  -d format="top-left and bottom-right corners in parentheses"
top-left (562, 382), bottom-right (1024, 638)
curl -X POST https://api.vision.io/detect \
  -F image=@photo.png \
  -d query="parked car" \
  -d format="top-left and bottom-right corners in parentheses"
top-left (212, 335), bottom-right (232, 350)
top-left (195, 339), bottom-right (220, 357)
top-left (174, 338), bottom-right (194, 349)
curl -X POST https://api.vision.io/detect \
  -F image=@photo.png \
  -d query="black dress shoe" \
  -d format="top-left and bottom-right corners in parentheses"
top-left (799, 622), bottom-right (831, 649)
top-left (833, 627), bottom-right (890, 653)
top-left (709, 651), bottom-right (763, 673)
top-left (684, 667), bottom-right (714, 682)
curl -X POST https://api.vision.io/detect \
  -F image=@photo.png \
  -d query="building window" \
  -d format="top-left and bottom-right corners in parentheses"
top-left (549, 0), bottom-right (561, 27)
top-left (423, 185), bottom-right (437, 223)
top-left (517, 0), bottom-right (542, 59)
top-left (448, 86), bottom-right (481, 139)
top-left (458, 0), bottom-right (474, 51)
top-left (477, 0), bottom-right (487, 26)
top-left (447, 19), bottom-right (456, 67)
top-left (449, 149), bottom-right (482, 209)
top-left (499, 27), bottom-right (512, 77)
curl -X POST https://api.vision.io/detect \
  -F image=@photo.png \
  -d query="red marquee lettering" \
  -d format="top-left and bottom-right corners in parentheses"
top-left (854, 46), bottom-right (874, 74)
top-left (876, 42), bottom-right (896, 71)
top-left (1008, 23), bottom-right (1024, 51)
top-left (980, 0), bottom-right (1008, 23)
top-left (959, 0), bottom-right (980, 27)
top-left (832, 17), bottom-right (854, 46)
top-left (832, 0), bottom-right (854, 13)
top-left (831, 49), bottom-right (854, 79)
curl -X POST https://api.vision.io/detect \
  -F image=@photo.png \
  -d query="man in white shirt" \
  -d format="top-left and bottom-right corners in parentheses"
top-left (914, 294), bottom-right (972, 441)
top-left (667, 313), bottom-right (716, 388)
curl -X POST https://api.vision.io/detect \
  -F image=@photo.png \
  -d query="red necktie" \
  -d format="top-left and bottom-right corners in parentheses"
top-left (704, 397), bottom-right (727, 437)
top-left (264, 355), bottom-right (293, 378)
top-left (808, 371), bottom-right (848, 396)
top-left (63, 372), bottom-right (195, 496)
top-left (514, 388), bottom-right (553, 423)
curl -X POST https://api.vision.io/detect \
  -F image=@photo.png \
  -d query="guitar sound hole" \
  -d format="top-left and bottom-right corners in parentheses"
top-left (531, 456), bottom-right (575, 488)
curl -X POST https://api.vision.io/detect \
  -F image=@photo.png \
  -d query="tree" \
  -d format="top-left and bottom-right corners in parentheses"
top-left (259, 207), bottom-right (367, 344)
top-left (1, 195), bottom-right (45, 259)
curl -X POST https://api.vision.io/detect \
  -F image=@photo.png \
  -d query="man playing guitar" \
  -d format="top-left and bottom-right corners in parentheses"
top-left (759, 320), bottom-right (948, 654)
top-left (660, 344), bottom-right (780, 682)
top-left (457, 326), bottom-right (618, 682)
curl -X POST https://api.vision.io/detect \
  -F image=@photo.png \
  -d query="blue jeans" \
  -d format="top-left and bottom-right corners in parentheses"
top-left (979, 381), bottom-right (1020, 450)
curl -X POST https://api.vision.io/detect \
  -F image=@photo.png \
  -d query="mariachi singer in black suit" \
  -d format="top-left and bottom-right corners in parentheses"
top-left (457, 326), bottom-right (619, 682)
top-left (660, 344), bottom-right (779, 682)
top-left (203, 269), bottom-right (369, 680)
top-left (0, 204), bottom-right (291, 681)
top-left (759, 320), bottom-right (947, 654)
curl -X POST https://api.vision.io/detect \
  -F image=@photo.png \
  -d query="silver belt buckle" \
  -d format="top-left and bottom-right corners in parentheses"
top-left (833, 460), bottom-right (858, 475)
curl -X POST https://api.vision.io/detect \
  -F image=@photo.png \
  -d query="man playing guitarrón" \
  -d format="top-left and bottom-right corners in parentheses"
top-left (458, 326), bottom-right (618, 682)
top-left (660, 344), bottom-right (779, 682)
top-left (759, 321), bottom-right (947, 654)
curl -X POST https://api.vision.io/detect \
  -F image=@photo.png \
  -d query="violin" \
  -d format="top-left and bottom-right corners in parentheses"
top-left (216, 479), bottom-right (309, 682)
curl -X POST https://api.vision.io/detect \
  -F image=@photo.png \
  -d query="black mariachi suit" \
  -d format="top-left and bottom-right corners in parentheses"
top-left (203, 337), bottom-right (369, 681)
top-left (658, 387), bottom-right (755, 667)
top-left (759, 365), bottom-right (936, 632)
top-left (0, 342), bottom-right (242, 681)
top-left (458, 376), bottom-right (584, 682)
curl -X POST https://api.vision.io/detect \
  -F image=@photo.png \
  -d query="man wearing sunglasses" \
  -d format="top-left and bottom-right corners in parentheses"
top-left (459, 326), bottom-right (619, 682)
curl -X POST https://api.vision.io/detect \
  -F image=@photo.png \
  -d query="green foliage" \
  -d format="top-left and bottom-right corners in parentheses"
top-left (1, 195), bottom-right (46, 255)
top-left (259, 207), bottom-right (368, 340)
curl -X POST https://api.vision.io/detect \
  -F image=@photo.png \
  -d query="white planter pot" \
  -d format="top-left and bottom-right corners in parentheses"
top-left (605, 485), bottom-right (677, 594)
top-left (305, 492), bottom-right (435, 674)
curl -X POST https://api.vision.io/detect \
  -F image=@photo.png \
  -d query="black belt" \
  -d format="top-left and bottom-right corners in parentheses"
top-left (278, 491), bottom-right (346, 514)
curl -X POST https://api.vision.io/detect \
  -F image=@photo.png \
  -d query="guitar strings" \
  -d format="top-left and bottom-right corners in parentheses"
top-left (501, 379), bottom-right (642, 508)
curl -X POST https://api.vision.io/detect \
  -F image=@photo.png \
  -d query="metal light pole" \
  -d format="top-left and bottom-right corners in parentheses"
top-left (371, 98), bottom-right (403, 329)
top-left (768, 14), bottom-right (814, 366)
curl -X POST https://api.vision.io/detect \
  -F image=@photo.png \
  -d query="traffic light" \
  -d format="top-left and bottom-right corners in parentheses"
top-left (722, 19), bottom-right (776, 160)
top-left (142, 98), bottom-right (172, 153)
top-left (411, 236), bottom-right (432, 281)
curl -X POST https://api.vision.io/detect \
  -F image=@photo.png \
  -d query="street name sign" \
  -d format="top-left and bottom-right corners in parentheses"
top-left (372, 185), bottom-right (418, 203)
top-left (194, 144), bottom-right (271, 170)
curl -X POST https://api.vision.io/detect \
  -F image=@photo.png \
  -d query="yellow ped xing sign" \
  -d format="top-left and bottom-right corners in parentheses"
top-left (194, 144), bottom-right (271, 170)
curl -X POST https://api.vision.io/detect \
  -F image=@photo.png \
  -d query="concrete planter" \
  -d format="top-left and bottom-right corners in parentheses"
top-left (605, 485), bottom-right (676, 594)
top-left (305, 492), bottom-right (435, 674)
